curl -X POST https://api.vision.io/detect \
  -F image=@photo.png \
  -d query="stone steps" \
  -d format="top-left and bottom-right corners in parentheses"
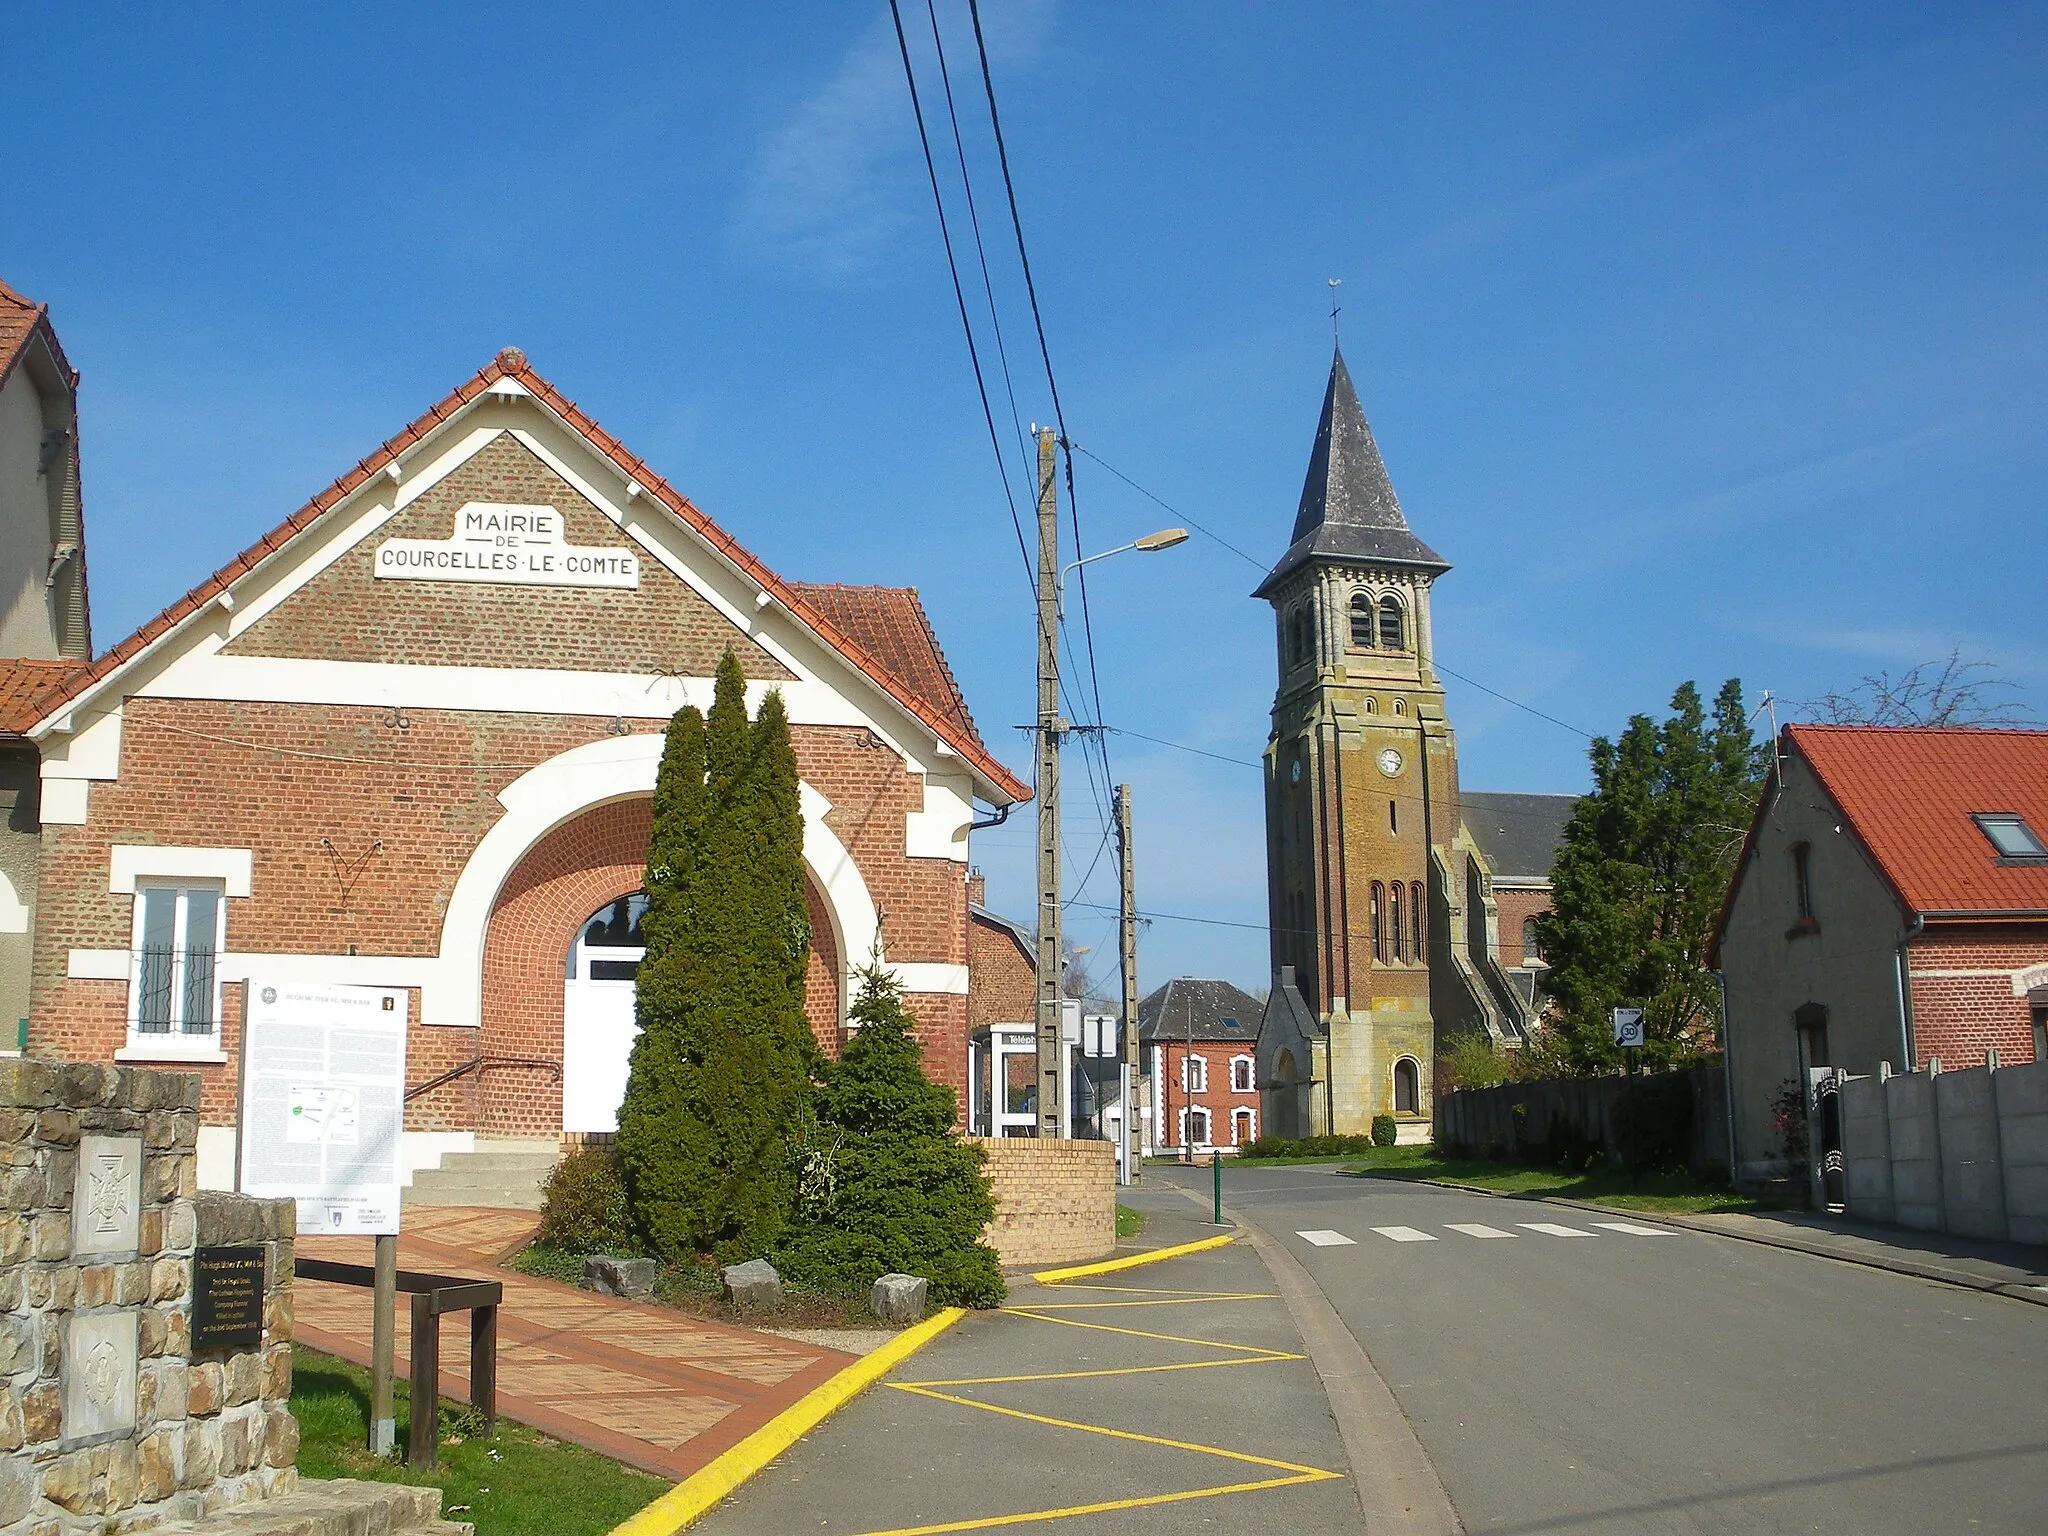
top-left (148, 1477), bottom-right (470, 1536)
top-left (404, 1140), bottom-right (560, 1210)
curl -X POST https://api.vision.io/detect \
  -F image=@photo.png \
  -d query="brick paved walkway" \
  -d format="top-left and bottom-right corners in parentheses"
top-left (296, 1208), bottom-right (856, 1480)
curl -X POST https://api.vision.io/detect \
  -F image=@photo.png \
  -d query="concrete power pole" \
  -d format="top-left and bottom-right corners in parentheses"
top-left (1115, 784), bottom-right (1140, 1180)
top-left (1034, 426), bottom-right (1065, 1139)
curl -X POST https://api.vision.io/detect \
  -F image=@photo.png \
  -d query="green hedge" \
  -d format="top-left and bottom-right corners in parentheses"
top-left (1235, 1133), bottom-right (1381, 1161)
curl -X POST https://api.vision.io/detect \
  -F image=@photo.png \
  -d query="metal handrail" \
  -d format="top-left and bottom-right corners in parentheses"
top-left (403, 1053), bottom-right (561, 1103)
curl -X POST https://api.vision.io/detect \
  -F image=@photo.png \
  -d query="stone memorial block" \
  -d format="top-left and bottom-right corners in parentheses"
top-left (63, 1311), bottom-right (139, 1443)
top-left (73, 1133), bottom-right (143, 1257)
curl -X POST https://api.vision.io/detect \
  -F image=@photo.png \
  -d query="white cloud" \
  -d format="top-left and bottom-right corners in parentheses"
top-left (728, 1), bottom-right (1053, 281)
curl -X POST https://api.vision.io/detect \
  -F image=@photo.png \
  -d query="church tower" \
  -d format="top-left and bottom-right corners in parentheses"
top-left (1255, 351), bottom-right (1467, 1136)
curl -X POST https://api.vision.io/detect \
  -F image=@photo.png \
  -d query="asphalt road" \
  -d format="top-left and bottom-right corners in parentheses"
top-left (1153, 1161), bottom-right (2048, 1535)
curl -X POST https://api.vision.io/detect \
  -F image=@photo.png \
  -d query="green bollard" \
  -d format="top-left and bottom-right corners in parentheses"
top-left (1211, 1148), bottom-right (1223, 1225)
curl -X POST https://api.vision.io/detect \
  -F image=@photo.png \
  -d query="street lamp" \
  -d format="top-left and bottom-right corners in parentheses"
top-left (1057, 528), bottom-right (1189, 612)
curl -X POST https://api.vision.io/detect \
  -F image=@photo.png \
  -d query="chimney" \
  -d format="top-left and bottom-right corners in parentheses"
top-left (967, 866), bottom-right (986, 909)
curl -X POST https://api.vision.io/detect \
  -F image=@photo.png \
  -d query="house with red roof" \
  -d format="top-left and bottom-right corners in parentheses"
top-left (0, 288), bottom-right (1029, 1208)
top-left (1711, 724), bottom-right (2048, 1184)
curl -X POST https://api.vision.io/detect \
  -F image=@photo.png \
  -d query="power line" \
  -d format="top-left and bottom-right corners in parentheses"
top-left (1072, 445), bottom-right (1268, 571)
top-left (885, 0), bottom-right (1033, 594)
top-left (1433, 662), bottom-right (1592, 740)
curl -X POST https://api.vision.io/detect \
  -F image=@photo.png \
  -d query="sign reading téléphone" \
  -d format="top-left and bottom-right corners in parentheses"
top-left (376, 502), bottom-right (640, 589)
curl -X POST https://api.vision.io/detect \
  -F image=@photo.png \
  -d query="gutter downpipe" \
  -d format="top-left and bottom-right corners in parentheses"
top-left (1710, 969), bottom-right (1735, 1184)
top-left (1894, 914), bottom-right (1925, 1072)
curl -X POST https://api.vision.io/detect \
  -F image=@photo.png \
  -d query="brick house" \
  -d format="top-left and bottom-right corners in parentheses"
top-left (0, 330), bottom-right (1028, 1189)
top-left (1140, 978), bottom-right (1264, 1154)
top-left (1712, 725), bottom-right (2048, 1183)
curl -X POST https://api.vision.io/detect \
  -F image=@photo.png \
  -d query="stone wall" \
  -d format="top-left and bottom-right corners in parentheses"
top-left (972, 1137), bottom-right (1115, 1267)
top-left (0, 1062), bottom-right (297, 1536)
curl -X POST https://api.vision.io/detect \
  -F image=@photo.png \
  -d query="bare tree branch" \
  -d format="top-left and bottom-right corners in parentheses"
top-left (1797, 649), bottom-right (2035, 728)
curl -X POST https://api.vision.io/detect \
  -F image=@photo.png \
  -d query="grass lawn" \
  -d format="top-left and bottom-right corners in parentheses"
top-left (1115, 1203), bottom-right (1146, 1238)
top-left (290, 1346), bottom-right (666, 1536)
top-left (1334, 1145), bottom-right (1771, 1213)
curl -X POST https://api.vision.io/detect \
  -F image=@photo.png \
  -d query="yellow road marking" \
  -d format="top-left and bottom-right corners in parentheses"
top-left (1004, 1306), bottom-right (1293, 1357)
top-left (907, 1354), bottom-right (1301, 1388)
top-left (842, 1471), bottom-right (1341, 1536)
top-left (889, 1385), bottom-right (1338, 1476)
top-left (1032, 1232), bottom-right (1234, 1283)
top-left (1016, 1294), bottom-right (1276, 1310)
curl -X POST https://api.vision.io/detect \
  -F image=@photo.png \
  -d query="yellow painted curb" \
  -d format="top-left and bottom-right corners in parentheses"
top-left (607, 1306), bottom-right (968, 1536)
top-left (1033, 1232), bottom-right (1234, 1285)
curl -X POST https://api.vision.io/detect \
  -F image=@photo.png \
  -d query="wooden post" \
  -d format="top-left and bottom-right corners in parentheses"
top-left (470, 1304), bottom-right (498, 1436)
top-left (369, 1233), bottom-right (396, 1456)
top-left (408, 1293), bottom-right (439, 1469)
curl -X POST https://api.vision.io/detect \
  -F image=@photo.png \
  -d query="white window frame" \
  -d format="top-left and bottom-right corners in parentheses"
top-left (121, 881), bottom-right (229, 1062)
top-left (1232, 1106), bottom-right (1256, 1145)
top-left (1183, 1053), bottom-right (1208, 1094)
top-left (1181, 1106), bottom-right (1211, 1149)
top-left (1230, 1055), bottom-right (1255, 1093)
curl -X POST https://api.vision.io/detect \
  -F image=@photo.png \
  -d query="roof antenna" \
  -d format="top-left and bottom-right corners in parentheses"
top-left (1327, 277), bottom-right (1343, 348)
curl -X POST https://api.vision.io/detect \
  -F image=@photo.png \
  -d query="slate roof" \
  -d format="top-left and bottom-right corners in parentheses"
top-left (1460, 791), bottom-right (1578, 882)
top-left (789, 583), bottom-right (987, 757)
top-left (13, 348), bottom-right (1029, 803)
top-left (1138, 978), bottom-right (1264, 1044)
top-left (968, 903), bottom-right (1033, 966)
top-left (1785, 725), bottom-right (2048, 915)
top-left (1255, 349), bottom-right (1447, 598)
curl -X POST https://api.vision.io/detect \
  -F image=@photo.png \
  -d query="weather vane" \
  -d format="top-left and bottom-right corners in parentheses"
top-left (1327, 277), bottom-right (1342, 344)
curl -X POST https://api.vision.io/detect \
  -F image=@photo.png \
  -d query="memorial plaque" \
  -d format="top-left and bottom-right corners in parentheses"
top-left (63, 1312), bottom-right (137, 1442)
top-left (73, 1135), bottom-right (142, 1257)
top-left (191, 1246), bottom-right (266, 1355)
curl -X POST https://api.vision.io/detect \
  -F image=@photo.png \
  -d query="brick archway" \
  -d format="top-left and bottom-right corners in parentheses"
top-left (410, 798), bottom-right (846, 1138)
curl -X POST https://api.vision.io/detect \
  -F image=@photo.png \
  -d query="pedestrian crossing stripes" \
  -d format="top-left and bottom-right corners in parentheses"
top-left (1294, 1219), bottom-right (1675, 1247)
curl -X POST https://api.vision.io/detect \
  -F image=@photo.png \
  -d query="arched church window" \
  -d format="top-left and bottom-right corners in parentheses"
top-left (1392, 699), bottom-right (1406, 717)
top-left (1350, 593), bottom-right (1375, 648)
top-left (1378, 594), bottom-right (1405, 650)
top-left (1369, 882), bottom-right (1384, 963)
top-left (1389, 882), bottom-right (1404, 961)
top-left (1362, 697), bottom-right (1376, 714)
top-left (1412, 883), bottom-right (1425, 961)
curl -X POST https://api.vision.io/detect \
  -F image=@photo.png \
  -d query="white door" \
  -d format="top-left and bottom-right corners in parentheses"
top-left (562, 895), bottom-right (647, 1134)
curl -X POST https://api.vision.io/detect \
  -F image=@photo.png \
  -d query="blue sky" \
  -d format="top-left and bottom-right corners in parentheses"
top-left (4, 4), bottom-right (2044, 994)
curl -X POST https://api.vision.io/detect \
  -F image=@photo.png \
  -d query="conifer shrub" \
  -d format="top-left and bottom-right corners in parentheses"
top-left (776, 963), bottom-right (1005, 1309)
top-left (535, 1143), bottom-right (634, 1254)
top-left (1371, 1113), bottom-right (1399, 1147)
top-left (618, 652), bottom-right (817, 1263)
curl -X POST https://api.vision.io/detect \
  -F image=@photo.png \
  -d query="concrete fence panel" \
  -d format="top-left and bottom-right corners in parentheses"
top-left (1882, 1071), bottom-right (1943, 1232)
top-left (1995, 1061), bottom-right (2048, 1246)
top-left (1935, 1067), bottom-right (2007, 1241)
top-left (1839, 1075), bottom-right (1893, 1226)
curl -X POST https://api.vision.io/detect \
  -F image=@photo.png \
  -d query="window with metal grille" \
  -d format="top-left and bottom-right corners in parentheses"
top-left (131, 885), bottom-right (223, 1039)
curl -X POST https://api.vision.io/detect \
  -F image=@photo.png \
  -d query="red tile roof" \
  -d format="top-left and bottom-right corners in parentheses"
top-left (0, 278), bottom-right (73, 395)
top-left (788, 583), bottom-right (986, 756)
top-left (0, 660), bottom-right (89, 739)
top-left (1789, 724), bottom-right (2048, 915)
top-left (20, 349), bottom-right (1029, 803)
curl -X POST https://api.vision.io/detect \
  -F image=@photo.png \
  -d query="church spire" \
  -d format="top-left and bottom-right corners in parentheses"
top-left (1254, 349), bottom-right (1447, 599)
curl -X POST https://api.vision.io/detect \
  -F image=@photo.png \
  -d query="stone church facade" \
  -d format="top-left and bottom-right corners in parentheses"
top-left (1255, 353), bottom-right (1575, 1138)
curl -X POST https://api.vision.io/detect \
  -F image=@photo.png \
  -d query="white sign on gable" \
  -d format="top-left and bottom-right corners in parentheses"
top-left (375, 501), bottom-right (640, 589)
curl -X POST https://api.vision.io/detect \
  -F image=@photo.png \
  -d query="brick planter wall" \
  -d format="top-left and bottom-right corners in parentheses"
top-left (972, 1138), bottom-right (1115, 1268)
top-left (0, 1062), bottom-right (297, 1536)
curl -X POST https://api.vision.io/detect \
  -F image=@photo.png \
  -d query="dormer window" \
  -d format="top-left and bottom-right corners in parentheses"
top-left (1973, 814), bottom-right (2048, 861)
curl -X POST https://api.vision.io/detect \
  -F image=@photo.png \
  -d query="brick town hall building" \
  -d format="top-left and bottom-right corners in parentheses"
top-left (1256, 352), bottom-right (1576, 1140)
top-left (0, 276), bottom-right (1029, 1190)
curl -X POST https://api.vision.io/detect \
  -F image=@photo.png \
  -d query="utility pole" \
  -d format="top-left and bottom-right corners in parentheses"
top-left (1115, 784), bottom-right (1139, 1181)
top-left (1034, 426), bottom-right (1065, 1139)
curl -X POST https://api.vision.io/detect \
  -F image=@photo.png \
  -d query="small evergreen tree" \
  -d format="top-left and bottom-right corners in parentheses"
top-left (1530, 679), bottom-right (1765, 1077)
top-left (618, 651), bottom-right (815, 1262)
top-left (777, 961), bottom-right (1004, 1308)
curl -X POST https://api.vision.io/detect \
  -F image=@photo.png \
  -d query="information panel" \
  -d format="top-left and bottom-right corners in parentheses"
top-left (238, 981), bottom-right (408, 1234)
